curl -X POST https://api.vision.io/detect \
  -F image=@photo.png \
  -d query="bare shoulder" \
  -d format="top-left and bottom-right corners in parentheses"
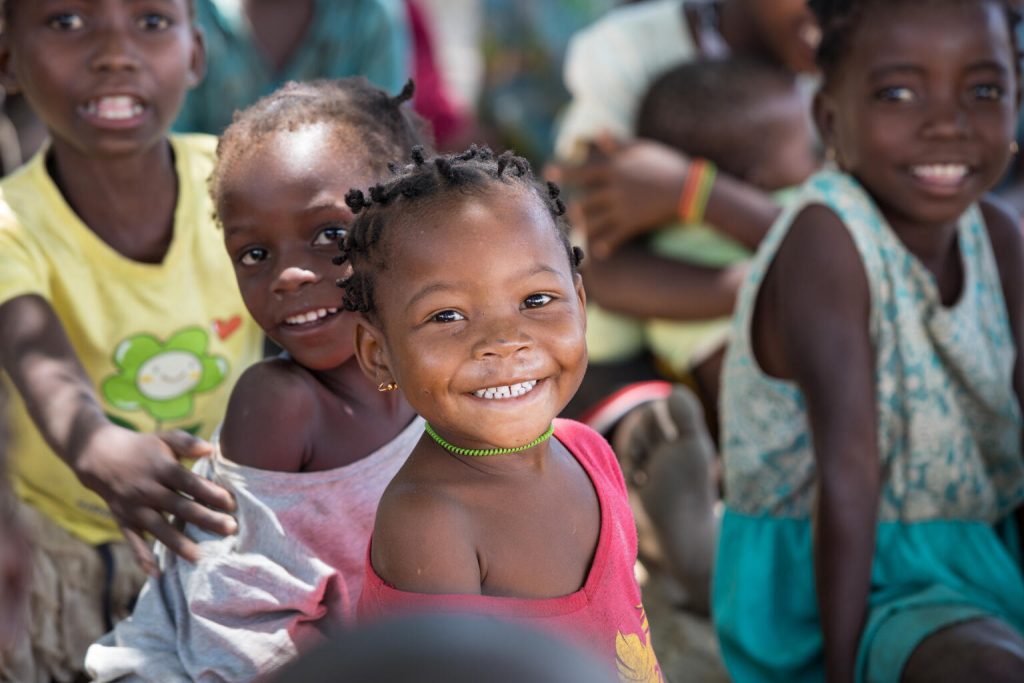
top-left (755, 203), bottom-right (871, 381)
top-left (774, 204), bottom-right (865, 282)
top-left (371, 475), bottom-right (481, 595)
top-left (219, 359), bottom-right (318, 472)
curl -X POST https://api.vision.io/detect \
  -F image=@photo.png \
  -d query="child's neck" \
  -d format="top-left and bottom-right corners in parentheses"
top-left (47, 136), bottom-right (178, 265)
top-left (426, 431), bottom-right (558, 476)
top-left (887, 210), bottom-right (964, 306)
top-left (312, 357), bottom-right (413, 417)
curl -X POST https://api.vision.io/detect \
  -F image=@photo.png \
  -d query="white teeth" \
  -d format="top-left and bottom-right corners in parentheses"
top-left (911, 164), bottom-right (967, 184)
top-left (284, 307), bottom-right (337, 326)
top-left (85, 96), bottom-right (144, 120)
top-left (473, 380), bottom-right (538, 400)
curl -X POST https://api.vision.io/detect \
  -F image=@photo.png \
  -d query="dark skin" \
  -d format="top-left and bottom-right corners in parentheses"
top-left (218, 124), bottom-right (415, 472)
top-left (754, 4), bottom-right (1024, 681)
top-left (583, 244), bottom-right (746, 321)
top-left (0, 0), bottom-right (242, 574)
top-left (549, 0), bottom-right (819, 259)
top-left (243, 0), bottom-right (315, 73)
top-left (354, 188), bottom-right (600, 598)
top-left (583, 83), bottom-right (817, 323)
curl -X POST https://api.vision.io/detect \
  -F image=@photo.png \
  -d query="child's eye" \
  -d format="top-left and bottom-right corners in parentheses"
top-left (313, 226), bottom-right (348, 246)
top-left (431, 310), bottom-right (466, 323)
top-left (523, 294), bottom-right (554, 309)
top-left (973, 84), bottom-right (1005, 101)
top-left (47, 13), bottom-right (84, 31)
top-left (137, 14), bottom-right (172, 31)
top-left (875, 86), bottom-right (916, 103)
top-left (239, 247), bottom-right (268, 266)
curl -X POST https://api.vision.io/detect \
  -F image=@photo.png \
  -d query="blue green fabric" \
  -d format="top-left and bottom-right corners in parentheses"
top-left (714, 512), bottom-right (1024, 683)
top-left (714, 169), bottom-right (1024, 683)
top-left (175, 0), bottom-right (410, 135)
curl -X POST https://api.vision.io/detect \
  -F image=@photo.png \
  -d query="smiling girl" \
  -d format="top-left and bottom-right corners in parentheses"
top-left (345, 146), bottom-right (663, 683)
top-left (713, 1), bottom-right (1024, 682)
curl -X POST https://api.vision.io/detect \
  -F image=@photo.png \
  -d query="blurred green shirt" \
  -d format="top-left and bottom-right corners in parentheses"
top-left (175, 0), bottom-right (411, 135)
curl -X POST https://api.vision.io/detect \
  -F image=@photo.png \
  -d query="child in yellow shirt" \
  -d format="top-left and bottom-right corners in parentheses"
top-left (0, 2), bottom-right (261, 680)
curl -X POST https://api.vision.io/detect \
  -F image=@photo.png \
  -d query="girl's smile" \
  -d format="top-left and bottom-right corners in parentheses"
top-left (78, 93), bottom-right (151, 130)
top-left (473, 379), bottom-right (540, 400)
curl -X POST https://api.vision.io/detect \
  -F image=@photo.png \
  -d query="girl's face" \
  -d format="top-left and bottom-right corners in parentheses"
top-left (357, 187), bottom-right (588, 451)
top-left (220, 124), bottom-right (373, 371)
top-left (816, 1), bottom-right (1018, 233)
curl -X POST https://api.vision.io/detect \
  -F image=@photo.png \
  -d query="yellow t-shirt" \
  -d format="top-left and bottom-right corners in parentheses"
top-left (0, 134), bottom-right (262, 545)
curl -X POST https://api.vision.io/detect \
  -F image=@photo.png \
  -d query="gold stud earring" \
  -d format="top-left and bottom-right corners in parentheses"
top-left (1011, 140), bottom-right (1020, 155)
top-left (378, 381), bottom-right (398, 392)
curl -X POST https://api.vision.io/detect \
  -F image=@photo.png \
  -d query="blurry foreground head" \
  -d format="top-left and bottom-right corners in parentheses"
top-left (269, 614), bottom-right (618, 683)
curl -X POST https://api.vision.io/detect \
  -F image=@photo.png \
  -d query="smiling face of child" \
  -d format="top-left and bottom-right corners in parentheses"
top-left (359, 185), bottom-right (588, 451)
top-left (817, 0), bottom-right (1018, 234)
top-left (220, 123), bottom-right (375, 371)
top-left (0, 0), bottom-right (203, 159)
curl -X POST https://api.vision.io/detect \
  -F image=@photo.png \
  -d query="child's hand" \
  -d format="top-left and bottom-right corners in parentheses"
top-left (546, 134), bottom-right (689, 259)
top-left (0, 495), bottom-right (31, 647)
top-left (72, 425), bottom-right (237, 576)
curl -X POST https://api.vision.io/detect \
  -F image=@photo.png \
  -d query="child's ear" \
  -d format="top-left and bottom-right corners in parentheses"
top-left (353, 317), bottom-right (397, 389)
top-left (573, 271), bottom-right (587, 331)
top-left (812, 88), bottom-right (837, 157)
top-left (186, 25), bottom-right (207, 90)
top-left (573, 271), bottom-right (587, 310)
top-left (0, 34), bottom-right (21, 95)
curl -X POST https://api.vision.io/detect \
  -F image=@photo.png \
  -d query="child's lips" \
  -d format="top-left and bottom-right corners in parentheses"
top-left (281, 306), bottom-right (340, 327)
top-left (472, 379), bottom-right (540, 400)
top-left (78, 94), bottom-right (149, 128)
top-left (908, 162), bottom-right (972, 196)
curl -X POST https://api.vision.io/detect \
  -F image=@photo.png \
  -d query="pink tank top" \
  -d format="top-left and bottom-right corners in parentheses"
top-left (357, 419), bottom-right (664, 683)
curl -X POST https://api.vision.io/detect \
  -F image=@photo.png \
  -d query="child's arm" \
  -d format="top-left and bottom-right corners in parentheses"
top-left (371, 484), bottom-right (482, 595)
top-left (583, 242), bottom-right (746, 320)
top-left (549, 138), bottom-right (780, 258)
top-left (979, 196), bottom-right (1024, 553)
top-left (755, 205), bottom-right (879, 683)
top-left (0, 295), bottom-right (237, 573)
top-left (218, 360), bottom-right (315, 472)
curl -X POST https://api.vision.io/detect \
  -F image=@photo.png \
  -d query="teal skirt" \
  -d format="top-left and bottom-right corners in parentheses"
top-left (712, 508), bottom-right (1024, 683)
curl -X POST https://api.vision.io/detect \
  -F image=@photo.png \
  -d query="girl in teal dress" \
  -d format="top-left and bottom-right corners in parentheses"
top-left (713, 1), bottom-right (1024, 682)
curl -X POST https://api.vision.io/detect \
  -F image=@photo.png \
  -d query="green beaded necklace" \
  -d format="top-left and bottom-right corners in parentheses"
top-left (424, 422), bottom-right (555, 457)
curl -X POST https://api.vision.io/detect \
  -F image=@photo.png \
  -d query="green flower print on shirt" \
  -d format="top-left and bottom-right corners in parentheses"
top-left (102, 327), bottom-right (228, 425)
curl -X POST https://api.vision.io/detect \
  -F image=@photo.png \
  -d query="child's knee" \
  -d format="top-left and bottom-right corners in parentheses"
top-left (902, 618), bottom-right (1024, 683)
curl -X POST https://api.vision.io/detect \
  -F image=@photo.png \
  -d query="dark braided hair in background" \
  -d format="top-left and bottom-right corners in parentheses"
top-left (210, 78), bottom-right (430, 215)
top-left (809, 0), bottom-right (1022, 81)
top-left (336, 145), bottom-right (584, 320)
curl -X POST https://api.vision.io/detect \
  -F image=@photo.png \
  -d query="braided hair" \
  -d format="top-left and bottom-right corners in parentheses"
top-left (336, 145), bottom-right (584, 319)
top-left (210, 78), bottom-right (430, 216)
top-left (810, 0), bottom-right (1022, 81)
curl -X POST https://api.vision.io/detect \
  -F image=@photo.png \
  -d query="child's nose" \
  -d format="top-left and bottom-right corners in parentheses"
top-left (923, 95), bottom-right (969, 139)
top-left (472, 320), bottom-right (533, 360)
top-left (90, 25), bottom-right (140, 72)
top-left (273, 266), bottom-right (321, 296)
